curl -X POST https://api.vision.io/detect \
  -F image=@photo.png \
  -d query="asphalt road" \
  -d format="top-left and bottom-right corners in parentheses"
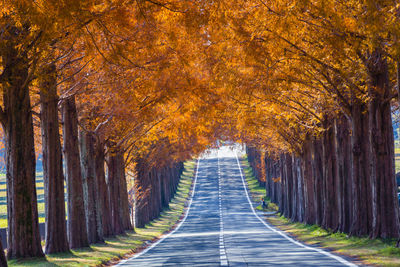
top-left (116, 146), bottom-right (357, 266)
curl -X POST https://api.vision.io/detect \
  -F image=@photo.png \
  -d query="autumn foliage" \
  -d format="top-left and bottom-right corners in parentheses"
top-left (0, 0), bottom-right (400, 263)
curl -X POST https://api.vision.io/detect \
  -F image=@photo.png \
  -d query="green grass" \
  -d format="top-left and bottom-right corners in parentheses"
top-left (395, 143), bottom-right (400, 173)
top-left (240, 155), bottom-right (278, 212)
top-left (0, 172), bottom-right (51, 227)
top-left (241, 154), bottom-right (400, 267)
top-left (267, 216), bottom-right (400, 266)
top-left (7, 160), bottom-right (197, 267)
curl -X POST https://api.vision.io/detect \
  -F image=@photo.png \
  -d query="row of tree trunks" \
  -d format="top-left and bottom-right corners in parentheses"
top-left (134, 160), bottom-right (184, 228)
top-left (0, 35), bottom-right (128, 256)
top-left (250, 81), bottom-right (400, 238)
top-left (246, 147), bottom-right (265, 187)
top-left (40, 88), bottom-right (128, 254)
top-left (0, 26), bottom-right (166, 258)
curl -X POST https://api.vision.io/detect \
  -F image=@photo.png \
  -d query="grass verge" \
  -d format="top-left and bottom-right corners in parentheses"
top-left (241, 155), bottom-right (400, 267)
top-left (240, 155), bottom-right (277, 212)
top-left (8, 160), bottom-right (197, 267)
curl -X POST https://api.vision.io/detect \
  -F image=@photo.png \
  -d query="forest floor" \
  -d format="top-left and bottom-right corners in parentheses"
top-left (7, 160), bottom-right (197, 267)
top-left (241, 155), bottom-right (400, 267)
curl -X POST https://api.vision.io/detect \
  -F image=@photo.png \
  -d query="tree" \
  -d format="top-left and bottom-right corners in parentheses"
top-left (39, 63), bottom-right (69, 253)
top-left (62, 96), bottom-right (89, 249)
top-left (0, 17), bottom-right (44, 258)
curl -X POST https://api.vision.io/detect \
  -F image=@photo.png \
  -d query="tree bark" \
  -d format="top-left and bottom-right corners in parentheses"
top-left (303, 138), bottom-right (315, 224)
top-left (322, 119), bottom-right (339, 231)
top-left (0, 234), bottom-right (6, 266)
top-left (94, 139), bottom-right (113, 237)
top-left (2, 35), bottom-right (44, 258)
top-left (155, 169), bottom-right (163, 216)
top-left (283, 154), bottom-right (293, 218)
top-left (312, 138), bottom-right (324, 226)
top-left (39, 63), bottom-right (69, 253)
top-left (107, 150), bottom-right (124, 235)
top-left (350, 101), bottom-right (372, 236)
top-left (160, 167), bottom-right (170, 208)
top-left (107, 148), bottom-right (132, 233)
top-left (134, 158), bottom-right (150, 228)
top-left (265, 157), bottom-right (272, 200)
top-left (334, 115), bottom-right (353, 233)
top-left (62, 97), bottom-right (89, 249)
top-left (366, 50), bottom-right (400, 238)
top-left (79, 130), bottom-right (103, 243)
top-left (294, 157), bottom-right (304, 222)
top-left (117, 151), bottom-right (133, 231)
top-left (279, 156), bottom-right (286, 215)
top-left (290, 155), bottom-right (299, 222)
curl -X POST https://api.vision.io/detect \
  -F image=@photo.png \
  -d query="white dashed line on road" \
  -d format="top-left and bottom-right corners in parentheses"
top-left (218, 153), bottom-right (229, 267)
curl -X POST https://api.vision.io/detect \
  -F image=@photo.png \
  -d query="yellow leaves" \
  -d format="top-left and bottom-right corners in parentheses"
top-left (1, 0), bottom-right (398, 167)
top-left (272, 177), bottom-right (281, 183)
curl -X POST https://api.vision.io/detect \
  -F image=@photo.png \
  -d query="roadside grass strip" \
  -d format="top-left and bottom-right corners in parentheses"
top-left (8, 160), bottom-right (197, 267)
top-left (240, 155), bottom-right (278, 212)
top-left (241, 155), bottom-right (400, 267)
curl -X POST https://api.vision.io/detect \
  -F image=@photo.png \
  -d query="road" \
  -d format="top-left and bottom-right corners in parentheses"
top-left (117, 146), bottom-right (357, 266)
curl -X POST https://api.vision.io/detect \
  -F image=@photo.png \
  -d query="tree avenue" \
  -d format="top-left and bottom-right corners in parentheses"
top-left (0, 0), bottom-right (400, 265)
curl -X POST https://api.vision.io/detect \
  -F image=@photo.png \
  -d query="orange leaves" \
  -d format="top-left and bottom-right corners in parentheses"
top-left (272, 177), bottom-right (281, 183)
top-left (2, 0), bottom-right (398, 172)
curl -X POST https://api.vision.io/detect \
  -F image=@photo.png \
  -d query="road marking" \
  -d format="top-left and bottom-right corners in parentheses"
top-left (218, 153), bottom-right (229, 267)
top-left (115, 159), bottom-right (201, 266)
top-left (234, 152), bottom-right (357, 267)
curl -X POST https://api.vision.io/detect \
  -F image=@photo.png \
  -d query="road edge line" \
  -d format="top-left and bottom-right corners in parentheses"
top-left (234, 152), bottom-right (357, 267)
top-left (115, 158), bottom-right (201, 265)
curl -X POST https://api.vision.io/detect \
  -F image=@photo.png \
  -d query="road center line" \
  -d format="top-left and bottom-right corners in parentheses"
top-left (218, 153), bottom-right (229, 267)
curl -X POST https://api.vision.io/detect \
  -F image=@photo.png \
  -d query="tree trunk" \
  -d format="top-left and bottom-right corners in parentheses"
top-left (117, 151), bottom-right (133, 231)
top-left (107, 150), bottom-right (124, 235)
top-left (312, 138), bottom-right (324, 226)
top-left (294, 157), bottom-right (304, 222)
top-left (350, 101), bottom-right (372, 236)
top-left (79, 130), bottom-right (103, 243)
top-left (2, 39), bottom-right (43, 258)
top-left (322, 119), bottom-right (339, 231)
top-left (155, 169), bottom-right (163, 216)
top-left (303, 138), bottom-right (315, 224)
top-left (160, 167), bottom-right (169, 208)
top-left (276, 162), bottom-right (282, 208)
top-left (134, 158), bottom-right (150, 228)
top-left (290, 155), bottom-right (299, 222)
top-left (279, 157), bottom-right (286, 215)
top-left (283, 154), bottom-right (293, 219)
top-left (62, 97), bottom-right (89, 249)
top-left (94, 139), bottom-right (113, 237)
top-left (0, 234), bottom-right (6, 266)
top-left (367, 50), bottom-right (400, 238)
top-left (335, 115), bottom-right (353, 233)
top-left (39, 64), bottom-right (69, 253)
